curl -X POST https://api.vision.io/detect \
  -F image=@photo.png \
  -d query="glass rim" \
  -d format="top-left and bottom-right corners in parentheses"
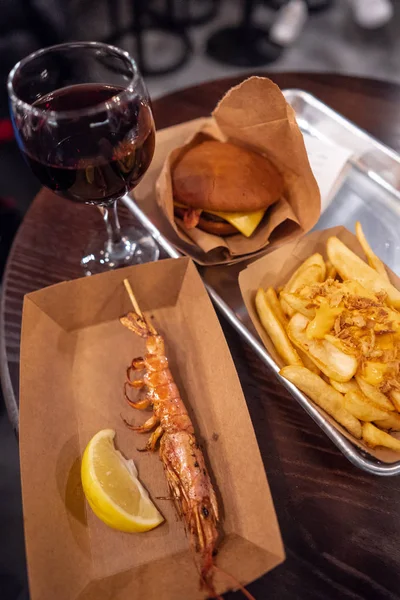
top-left (7, 41), bottom-right (140, 119)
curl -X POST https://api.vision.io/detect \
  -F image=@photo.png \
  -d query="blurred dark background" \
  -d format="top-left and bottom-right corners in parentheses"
top-left (0, 1), bottom-right (399, 598)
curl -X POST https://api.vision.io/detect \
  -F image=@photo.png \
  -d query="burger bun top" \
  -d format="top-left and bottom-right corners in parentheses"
top-left (172, 140), bottom-right (284, 213)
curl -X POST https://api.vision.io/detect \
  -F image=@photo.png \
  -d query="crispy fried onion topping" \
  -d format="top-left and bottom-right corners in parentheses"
top-left (297, 279), bottom-right (400, 393)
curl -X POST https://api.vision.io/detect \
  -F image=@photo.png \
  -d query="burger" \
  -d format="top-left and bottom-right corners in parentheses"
top-left (172, 140), bottom-right (284, 238)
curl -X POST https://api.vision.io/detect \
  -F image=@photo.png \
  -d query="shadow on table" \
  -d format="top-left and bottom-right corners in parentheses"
top-left (0, 391), bottom-right (29, 600)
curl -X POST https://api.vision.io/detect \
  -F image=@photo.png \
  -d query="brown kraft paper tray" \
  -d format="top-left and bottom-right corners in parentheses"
top-left (239, 226), bottom-right (400, 464)
top-left (19, 257), bottom-right (284, 600)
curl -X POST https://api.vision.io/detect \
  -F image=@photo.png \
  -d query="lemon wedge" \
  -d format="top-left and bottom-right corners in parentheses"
top-left (81, 429), bottom-right (164, 533)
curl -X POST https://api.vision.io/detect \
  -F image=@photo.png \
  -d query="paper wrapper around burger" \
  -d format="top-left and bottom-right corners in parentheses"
top-left (156, 77), bottom-right (321, 264)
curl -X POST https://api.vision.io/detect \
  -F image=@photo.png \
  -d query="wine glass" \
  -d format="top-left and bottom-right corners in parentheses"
top-left (7, 41), bottom-right (159, 275)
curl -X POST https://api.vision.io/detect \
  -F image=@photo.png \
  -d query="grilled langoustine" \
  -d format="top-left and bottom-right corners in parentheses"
top-left (120, 304), bottom-right (220, 597)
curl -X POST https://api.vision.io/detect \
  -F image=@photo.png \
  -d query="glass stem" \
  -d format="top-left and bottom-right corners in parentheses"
top-left (99, 201), bottom-right (123, 253)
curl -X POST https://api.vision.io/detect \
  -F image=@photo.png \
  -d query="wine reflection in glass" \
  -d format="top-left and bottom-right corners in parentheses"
top-left (8, 41), bottom-right (159, 275)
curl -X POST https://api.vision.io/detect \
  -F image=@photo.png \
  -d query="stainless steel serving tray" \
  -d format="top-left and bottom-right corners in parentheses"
top-left (123, 89), bottom-right (400, 476)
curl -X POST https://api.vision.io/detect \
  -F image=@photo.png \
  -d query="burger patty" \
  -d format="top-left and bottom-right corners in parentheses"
top-left (175, 206), bottom-right (227, 224)
top-left (199, 212), bottom-right (227, 223)
top-left (174, 205), bottom-right (237, 236)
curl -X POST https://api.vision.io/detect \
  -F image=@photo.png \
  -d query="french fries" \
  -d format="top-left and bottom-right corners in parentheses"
top-left (355, 221), bottom-right (390, 282)
top-left (287, 313), bottom-right (358, 382)
top-left (255, 289), bottom-right (302, 367)
top-left (254, 225), bottom-right (400, 455)
top-left (344, 390), bottom-right (389, 422)
top-left (265, 287), bottom-right (288, 327)
top-left (297, 349), bottom-right (320, 375)
top-left (329, 378), bottom-right (359, 394)
top-left (390, 390), bottom-right (400, 412)
top-left (355, 376), bottom-right (395, 411)
top-left (257, 289), bottom-right (319, 374)
top-left (375, 413), bottom-right (400, 431)
top-left (280, 292), bottom-right (315, 320)
top-left (327, 236), bottom-right (400, 309)
top-left (280, 253), bottom-right (326, 317)
top-left (283, 253), bottom-right (326, 292)
top-left (280, 366), bottom-right (362, 439)
top-left (325, 260), bottom-right (337, 280)
top-left (362, 423), bottom-right (400, 452)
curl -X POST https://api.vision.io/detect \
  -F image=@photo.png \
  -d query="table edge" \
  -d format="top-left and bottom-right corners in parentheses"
top-left (0, 284), bottom-right (19, 433)
top-left (150, 71), bottom-right (400, 105)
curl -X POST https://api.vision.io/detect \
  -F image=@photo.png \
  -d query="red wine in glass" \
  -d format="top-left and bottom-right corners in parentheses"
top-left (22, 83), bottom-right (155, 206)
top-left (8, 42), bottom-right (159, 274)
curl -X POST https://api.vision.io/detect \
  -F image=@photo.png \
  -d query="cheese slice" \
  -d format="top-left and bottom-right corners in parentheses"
top-left (207, 208), bottom-right (265, 237)
top-left (173, 202), bottom-right (265, 238)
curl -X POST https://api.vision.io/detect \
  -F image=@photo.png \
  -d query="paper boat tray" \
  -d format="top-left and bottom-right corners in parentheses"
top-left (19, 257), bottom-right (284, 600)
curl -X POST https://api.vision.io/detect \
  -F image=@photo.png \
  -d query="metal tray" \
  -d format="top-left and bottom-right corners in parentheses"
top-left (123, 89), bottom-right (400, 476)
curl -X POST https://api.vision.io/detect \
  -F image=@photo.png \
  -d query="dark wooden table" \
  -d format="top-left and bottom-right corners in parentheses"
top-left (2, 73), bottom-right (400, 599)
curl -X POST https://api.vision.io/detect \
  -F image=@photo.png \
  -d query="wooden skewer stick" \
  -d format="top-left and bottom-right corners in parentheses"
top-left (123, 278), bottom-right (157, 334)
top-left (123, 279), bottom-right (143, 317)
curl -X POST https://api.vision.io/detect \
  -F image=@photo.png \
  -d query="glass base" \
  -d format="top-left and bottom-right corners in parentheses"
top-left (81, 227), bottom-right (159, 276)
